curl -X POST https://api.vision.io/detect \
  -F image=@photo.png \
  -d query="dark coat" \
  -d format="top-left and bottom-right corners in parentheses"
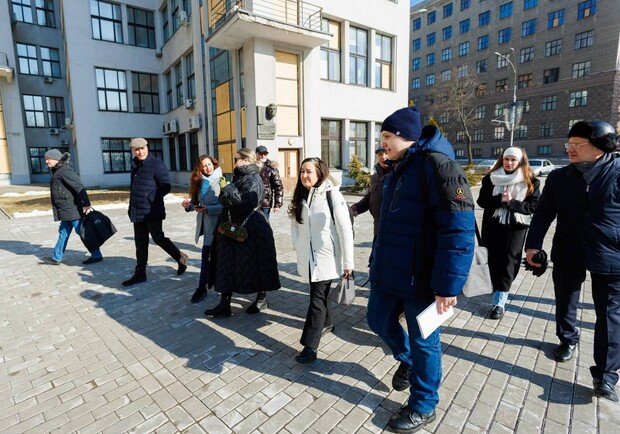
top-left (477, 174), bottom-right (540, 292)
top-left (525, 154), bottom-right (620, 274)
top-left (209, 164), bottom-right (281, 294)
top-left (352, 163), bottom-right (390, 236)
top-left (128, 154), bottom-right (171, 222)
top-left (259, 160), bottom-right (283, 210)
top-left (369, 126), bottom-right (475, 298)
top-left (49, 153), bottom-right (91, 222)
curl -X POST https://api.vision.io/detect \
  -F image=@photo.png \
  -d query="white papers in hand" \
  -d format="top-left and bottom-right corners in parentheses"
top-left (416, 301), bottom-right (454, 339)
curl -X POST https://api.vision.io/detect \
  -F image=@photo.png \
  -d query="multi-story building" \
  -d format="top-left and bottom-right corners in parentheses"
top-left (409, 0), bottom-right (620, 161)
top-left (0, 0), bottom-right (409, 189)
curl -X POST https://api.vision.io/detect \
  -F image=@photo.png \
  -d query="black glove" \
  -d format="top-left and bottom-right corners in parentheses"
top-left (525, 250), bottom-right (548, 277)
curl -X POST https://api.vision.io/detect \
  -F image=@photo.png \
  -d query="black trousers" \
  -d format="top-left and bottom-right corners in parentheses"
top-left (300, 279), bottom-right (333, 350)
top-left (552, 267), bottom-right (585, 345)
top-left (133, 219), bottom-right (181, 276)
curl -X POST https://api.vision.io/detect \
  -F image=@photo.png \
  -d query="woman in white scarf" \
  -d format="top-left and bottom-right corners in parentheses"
top-left (477, 147), bottom-right (540, 320)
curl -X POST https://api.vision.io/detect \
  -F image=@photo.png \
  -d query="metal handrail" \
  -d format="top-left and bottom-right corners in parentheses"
top-left (209, 0), bottom-right (322, 35)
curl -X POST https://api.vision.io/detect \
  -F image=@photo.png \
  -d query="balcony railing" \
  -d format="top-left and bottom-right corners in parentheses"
top-left (209, 0), bottom-right (322, 35)
top-left (0, 52), bottom-right (14, 83)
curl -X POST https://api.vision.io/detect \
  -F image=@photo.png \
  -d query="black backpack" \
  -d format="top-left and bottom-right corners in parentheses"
top-left (326, 189), bottom-right (355, 238)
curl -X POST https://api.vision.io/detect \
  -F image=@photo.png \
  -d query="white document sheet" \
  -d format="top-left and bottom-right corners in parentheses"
top-left (416, 301), bottom-right (454, 339)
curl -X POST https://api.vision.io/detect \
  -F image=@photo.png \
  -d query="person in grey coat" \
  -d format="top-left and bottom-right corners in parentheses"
top-left (41, 149), bottom-right (103, 265)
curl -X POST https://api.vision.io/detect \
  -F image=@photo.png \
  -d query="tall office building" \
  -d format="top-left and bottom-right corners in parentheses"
top-left (0, 0), bottom-right (409, 189)
top-left (409, 0), bottom-right (620, 161)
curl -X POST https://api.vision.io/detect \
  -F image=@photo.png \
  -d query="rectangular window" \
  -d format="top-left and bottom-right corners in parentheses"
top-left (518, 73), bottom-right (533, 89)
top-left (569, 90), bottom-right (587, 107)
top-left (412, 77), bottom-right (420, 89)
top-left (16, 44), bottom-right (38, 75)
top-left (412, 17), bottom-right (421, 31)
top-left (458, 64), bottom-right (468, 78)
top-left (497, 55), bottom-right (508, 69)
top-left (458, 42), bottom-right (469, 56)
top-left (168, 137), bottom-right (176, 170)
top-left (575, 30), bottom-right (594, 49)
top-left (522, 19), bottom-right (536, 36)
top-left (572, 61), bottom-right (590, 78)
top-left (474, 129), bottom-right (484, 141)
top-left (23, 95), bottom-right (45, 127)
top-left (461, 0), bottom-right (471, 11)
top-left (441, 48), bottom-right (452, 61)
top-left (541, 96), bottom-right (557, 111)
top-left (515, 125), bottom-right (527, 139)
top-left (524, 0), bottom-right (538, 10)
top-left (162, 6), bottom-right (169, 42)
top-left (349, 122), bottom-right (368, 167)
top-left (474, 106), bottom-right (486, 119)
top-left (174, 62), bottom-right (183, 107)
top-left (412, 57), bottom-right (420, 70)
top-left (45, 96), bottom-right (64, 128)
top-left (495, 103), bottom-right (506, 117)
top-left (498, 28), bottom-right (511, 44)
top-left (321, 120), bottom-right (342, 169)
top-left (443, 26), bottom-right (452, 40)
top-left (494, 127), bottom-right (505, 140)
top-left (520, 99), bottom-right (531, 113)
top-left (128, 6), bottom-right (156, 48)
top-left (321, 19), bottom-right (341, 81)
top-left (455, 149), bottom-right (465, 157)
top-left (375, 34), bottom-right (392, 90)
top-left (460, 19), bottom-right (470, 34)
top-left (456, 131), bottom-right (465, 142)
top-left (543, 68), bottom-right (559, 84)
top-left (427, 10), bottom-right (436, 25)
top-left (545, 39), bottom-right (562, 56)
top-left (189, 132), bottom-right (198, 167)
top-left (540, 122), bottom-right (553, 137)
top-left (538, 146), bottom-right (552, 155)
top-left (569, 119), bottom-right (582, 129)
top-left (95, 67), bottom-right (127, 112)
top-left (478, 35), bottom-right (489, 50)
top-left (90, 0), bottom-right (123, 43)
top-left (473, 148), bottom-right (482, 157)
top-left (12, 0), bottom-right (33, 23)
top-left (426, 73), bottom-right (435, 86)
top-left (547, 9), bottom-right (564, 29)
top-left (577, 1), bottom-right (596, 19)
top-left (186, 52), bottom-right (195, 99)
top-left (102, 138), bottom-right (162, 173)
top-left (443, 3), bottom-right (453, 18)
top-left (40, 47), bottom-right (60, 78)
top-left (479, 11), bottom-right (490, 27)
top-left (349, 27), bottom-right (368, 86)
top-left (499, 2), bottom-right (513, 19)
top-left (36, 0), bottom-right (55, 27)
top-left (519, 46), bottom-right (534, 63)
top-left (30, 147), bottom-right (50, 174)
top-left (171, 0), bottom-right (180, 32)
top-left (496, 79), bottom-right (508, 92)
top-left (427, 32), bottom-right (436, 46)
top-left (178, 133), bottom-right (187, 171)
top-left (165, 71), bottom-right (172, 111)
top-left (476, 59), bottom-right (488, 73)
top-left (492, 147), bottom-right (503, 156)
top-left (441, 69), bottom-right (451, 81)
top-left (412, 38), bottom-right (421, 52)
top-left (476, 83), bottom-right (487, 96)
top-left (426, 53), bottom-right (435, 66)
top-left (131, 72), bottom-right (159, 114)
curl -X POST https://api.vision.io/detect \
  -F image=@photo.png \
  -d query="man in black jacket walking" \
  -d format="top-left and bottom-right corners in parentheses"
top-left (123, 138), bottom-right (188, 286)
top-left (255, 145), bottom-right (283, 220)
top-left (41, 149), bottom-right (103, 265)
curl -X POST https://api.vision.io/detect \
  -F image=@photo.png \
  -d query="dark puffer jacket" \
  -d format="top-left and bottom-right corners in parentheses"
top-left (49, 153), bottom-right (91, 222)
top-left (128, 154), bottom-right (171, 222)
top-left (352, 163), bottom-right (390, 236)
top-left (259, 160), bottom-right (283, 210)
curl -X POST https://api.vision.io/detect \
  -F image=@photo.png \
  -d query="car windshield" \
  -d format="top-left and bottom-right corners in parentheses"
top-left (530, 160), bottom-right (543, 167)
top-left (478, 160), bottom-right (495, 166)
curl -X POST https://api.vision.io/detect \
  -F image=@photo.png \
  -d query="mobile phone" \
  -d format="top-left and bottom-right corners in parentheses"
top-left (194, 205), bottom-right (205, 210)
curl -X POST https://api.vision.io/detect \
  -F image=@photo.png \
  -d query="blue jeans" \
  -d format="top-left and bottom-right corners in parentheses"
top-left (367, 287), bottom-right (441, 414)
top-left (52, 219), bottom-right (103, 262)
top-left (260, 208), bottom-right (270, 220)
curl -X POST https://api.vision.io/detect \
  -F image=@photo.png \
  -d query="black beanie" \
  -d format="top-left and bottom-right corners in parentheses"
top-left (381, 106), bottom-right (422, 141)
top-left (568, 121), bottom-right (617, 153)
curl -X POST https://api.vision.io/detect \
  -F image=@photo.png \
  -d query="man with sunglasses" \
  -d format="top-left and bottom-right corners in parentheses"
top-left (525, 121), bottom-right (620, 402)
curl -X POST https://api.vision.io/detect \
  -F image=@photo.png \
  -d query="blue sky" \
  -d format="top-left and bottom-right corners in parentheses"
top-left (410, 0), bottom-right (424, 6)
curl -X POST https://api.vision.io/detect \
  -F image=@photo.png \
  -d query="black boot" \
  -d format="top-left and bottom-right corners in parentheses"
top-left (246, 292), bottom-right (268, 314)
top-left (122, 274), bottom-right (146, 286)
top-left (204, 294), bottom-right (232, 318)
top-left (191, 287), bottom-right (207, 303)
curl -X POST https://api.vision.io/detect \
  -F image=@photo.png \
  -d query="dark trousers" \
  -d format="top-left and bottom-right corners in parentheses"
top-left (198, 245), bottom-right (211, 290)
top-left (590, 273), bottom-right (620, 385)
top-left (133, 220), bottom-right (181, 276)
top-left (300, 279), bottom-right (333, 350)
top-left (552, 267), bottom-right (585, 345)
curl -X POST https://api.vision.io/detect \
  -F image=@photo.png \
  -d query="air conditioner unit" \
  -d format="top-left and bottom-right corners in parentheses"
top-left (49, 128), bottom-right (59, 135)
top-left (180, 10), bottom-right (190, 26)
top-left (43, 76), bottom-right (53, 83)
top-left (60, 139), bottom-right (69, 145)
top-left (184, 99), bottom-right (194, 109)
top-left (65, 117), bottom-right (73, 127)
top-left (155, 47), bottom-right (162, 57)
top-left (168, 119), bottom-right (178, 134)
top-left (189, 115), bottom-right (201, 130)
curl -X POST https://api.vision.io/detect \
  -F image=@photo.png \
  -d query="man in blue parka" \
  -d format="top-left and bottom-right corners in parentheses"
top-left (367, 106), bottom-right (475, 432)
top-left (525, 121), bottom-right (620, 402)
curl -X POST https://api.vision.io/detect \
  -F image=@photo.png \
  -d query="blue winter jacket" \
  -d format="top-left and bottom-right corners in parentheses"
top-left (369, 126), bottom-right (475, 298)
top-left (128, 154), bottom-right (171, 222)
top-left (525, 154), bottom-right (620, 274)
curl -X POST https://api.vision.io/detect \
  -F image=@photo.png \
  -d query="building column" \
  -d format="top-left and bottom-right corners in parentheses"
top-left (0, 97), bottom-right (12, 185)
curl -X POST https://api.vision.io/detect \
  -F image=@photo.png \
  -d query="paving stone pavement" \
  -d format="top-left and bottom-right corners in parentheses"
top-left (1, 186), bottom-right (619, 433)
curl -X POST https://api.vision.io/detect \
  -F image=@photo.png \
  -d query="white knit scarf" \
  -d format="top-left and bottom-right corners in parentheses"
top-left (489, 168), bottom-right (531, 225)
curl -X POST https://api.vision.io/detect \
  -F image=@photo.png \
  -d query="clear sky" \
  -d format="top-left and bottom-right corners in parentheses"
top-left (410, 0), bottom-right (424, 6)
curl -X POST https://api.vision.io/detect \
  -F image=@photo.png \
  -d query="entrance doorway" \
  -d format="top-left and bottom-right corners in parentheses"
top-left (278, 149), bottom-right (300, 193)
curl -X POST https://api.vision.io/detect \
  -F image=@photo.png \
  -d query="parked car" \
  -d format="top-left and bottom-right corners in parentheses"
top-left (529, 159), bottom-right (555, 176)
top-left (475, 159), bottom-right (497, 174)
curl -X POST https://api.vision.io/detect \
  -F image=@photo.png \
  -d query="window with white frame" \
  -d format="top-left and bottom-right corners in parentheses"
top-left (426, 73), bottom-right (435, 86)
top-left (494, 127), bottom-right (505, 140)
top-left (441, 48), bottom-right (452, 61)
top-left (321, 19), bottom-right (341, 81)
top-left (572, 61), bottom-right (590, 78)
top-left (569, 91), bottom-right (587, 107)
top-left (458, 64), bottom-right (468, 77)
top-left (569, 119), bottom-right (582, 129)
top-left (90, 0), bottom-right (123, 43)
top-left (16, 44), bottom-right (38, 75)
top-left (95, 67), bottom-right (127, 111)
top-left (459, 41), bottom-right (469, 56)
top-left (441, 69), bottom-right (451, 81)
top-left (375, 33), bottom-right (392, 90)
top-left (128, 6), bottom-right (156, 48)
top-left (41, 47), bottom-right (60, 77)
top-left (349, 27), bottom-right (368, 86)
top-left (23, 95), bottom-right (45, 127)
top-left (497, 55), bottom-right (508, 69)
top-left (321, 120), bottom-right (342, 169)
top-left (46, 96), bottom-right (64, 128)
top-left (350, 122), bottom-right (368, 167)
top-left (36, 0), bottom-right (55, 27)
top-left (575, 30), bottom-right (594, 49)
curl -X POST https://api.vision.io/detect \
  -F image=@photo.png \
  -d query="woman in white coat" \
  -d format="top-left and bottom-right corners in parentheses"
top-left (182, 155), bottom-right (223, 303)
top-left (288, 157), bottom-right (354, 363)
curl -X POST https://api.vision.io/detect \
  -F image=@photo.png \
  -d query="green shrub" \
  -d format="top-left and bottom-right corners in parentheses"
top-left (348, 155), bottom-right (371, 192)
top-left (464, 165), bottom-right (483, 186)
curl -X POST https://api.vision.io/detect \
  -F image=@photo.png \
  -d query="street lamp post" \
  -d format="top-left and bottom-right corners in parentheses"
top-left (494, 48), bottom-right (518, 148)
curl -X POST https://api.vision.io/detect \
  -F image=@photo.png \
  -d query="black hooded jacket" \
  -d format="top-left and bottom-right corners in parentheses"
top-left (49, 153), bottom-right (91, 222)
